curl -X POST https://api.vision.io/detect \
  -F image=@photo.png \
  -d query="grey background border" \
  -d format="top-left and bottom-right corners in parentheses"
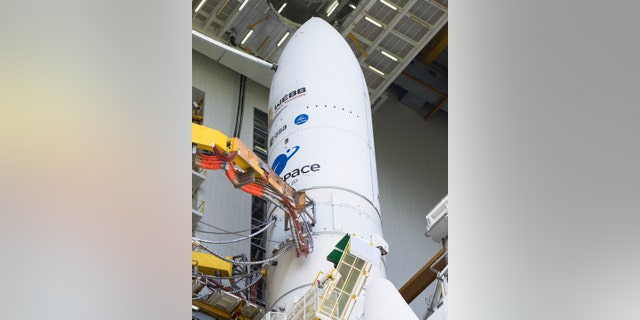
top-left (1, 0), bottom-right (638, 319)
top-left (451, 1), bottom-right (639, 319)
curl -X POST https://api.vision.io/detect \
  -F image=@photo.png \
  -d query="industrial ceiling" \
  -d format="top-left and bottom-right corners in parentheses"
top-left (192, 0), bottom-right (448, 120)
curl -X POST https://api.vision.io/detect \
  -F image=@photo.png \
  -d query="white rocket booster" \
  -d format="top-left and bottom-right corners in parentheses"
top-left (264, 17), bottom-right (413, 319)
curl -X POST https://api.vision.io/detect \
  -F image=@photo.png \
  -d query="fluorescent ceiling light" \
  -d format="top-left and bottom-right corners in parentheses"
top-left (368, 65), bottom-right (385, 76)
top-left (241, 29), bottom-right (254, 45)
top-left (327, 1), bottom-right (339, 16)
top-left (380, 0), bottom-right (397, 10)
top-left (277, 31), bottom-right (290, 47)
top-left (238, 0), bottom-right (249, 11)
top-left (195, 0), bottom-right (207, 12)
top-left (381, 50), bottom-right (398, 61)
top-left (277, 2), bottom-right (287, 13)
top-left (364, 16), bottom-right (382, 28)
top-left (349, 4), bottom-right (357, 9)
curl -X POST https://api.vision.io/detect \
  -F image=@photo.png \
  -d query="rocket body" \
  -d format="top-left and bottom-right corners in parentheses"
top-left (266, 18), bottom-right (386, 317)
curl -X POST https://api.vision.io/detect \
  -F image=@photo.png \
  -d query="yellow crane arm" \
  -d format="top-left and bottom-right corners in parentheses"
top-left (192, 123), bottom-right (311, 257)
top-left (192, 123), bottom-right (304, 206)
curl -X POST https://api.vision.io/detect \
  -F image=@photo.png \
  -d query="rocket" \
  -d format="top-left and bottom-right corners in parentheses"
top-left (265, 18), bottom-right (417, 319)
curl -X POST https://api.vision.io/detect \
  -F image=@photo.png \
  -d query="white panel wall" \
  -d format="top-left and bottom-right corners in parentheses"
top-left (192, 50), bottom-right (269, 258)
top-left (373, 91), bottom-right (448, 317)
top-left (192, 51), bottom-right (448, 317)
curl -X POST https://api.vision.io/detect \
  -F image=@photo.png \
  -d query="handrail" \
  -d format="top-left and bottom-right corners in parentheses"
top-left (429, 250), bottom-right (448, 274)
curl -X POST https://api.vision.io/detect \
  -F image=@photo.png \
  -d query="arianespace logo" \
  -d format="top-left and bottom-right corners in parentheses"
top-left (271, 146), bottom-right (321, 182)
top-left (272, 146), bottom-right (300, 175)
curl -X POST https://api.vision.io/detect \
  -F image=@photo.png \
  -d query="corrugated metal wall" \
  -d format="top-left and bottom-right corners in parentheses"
top-left (192, 50), bottom-right (448, 316)
top-left (373, 91), bottom-right (448, 316)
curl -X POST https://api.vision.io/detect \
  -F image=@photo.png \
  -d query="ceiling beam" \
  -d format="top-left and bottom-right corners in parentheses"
top-left (417, 23), bottom-right (448, 66)
top-left (350, 31), bottom-right (375, 47)
top-left (427, 0), bottom-right (448, 12)
top-left (400, 71), bottom-right (447, 98)
top-left (424, 97), bottom-right (447, 121)
top-left (263, 27), bottom-right (290, 61)
top-left (364, 0), bottom-right (421, 53)
top-left (370, 13), bottom-right (447, 104)
top-left (339, 1), bottom-right (373, 37)
top-left (389, 29), bottom-right (419, 48)
top-left (338, 0), bottom-right (447, 104)
top-left (203, 0), bottom-right (231, 29)
top-left (349, 32), bottom-right (369, 59)
top-left (216, 0), bottom-right (251, 38)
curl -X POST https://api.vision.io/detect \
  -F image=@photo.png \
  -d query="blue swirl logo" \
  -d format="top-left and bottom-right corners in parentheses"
top-left (294, 114), bottom-right (309, 125)
top-left (272, 146), bottom-right (300, 175)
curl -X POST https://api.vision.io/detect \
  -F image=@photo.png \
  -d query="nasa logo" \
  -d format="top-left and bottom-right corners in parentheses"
top-left (271, 146), bottom-right (300, 175)
top-left (294, 114), bottom-right (309, 125)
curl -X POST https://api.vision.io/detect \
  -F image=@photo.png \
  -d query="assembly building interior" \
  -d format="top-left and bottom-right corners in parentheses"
top-left (191, 0), bottom-right (448, 319)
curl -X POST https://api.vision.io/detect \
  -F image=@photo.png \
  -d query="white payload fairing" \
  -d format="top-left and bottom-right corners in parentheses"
top-left (265, 18), bottom-right (417, 319)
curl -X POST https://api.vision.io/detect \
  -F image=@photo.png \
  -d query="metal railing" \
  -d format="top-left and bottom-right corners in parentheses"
top-left (195, 200), bottom-right (205, 215)
top-left (283, 252), bottom-right (371, 320)
top-left (423, 251), bottom-right (448, 320)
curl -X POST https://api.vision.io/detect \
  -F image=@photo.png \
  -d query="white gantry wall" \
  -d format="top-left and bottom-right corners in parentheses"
top-left (192, 50), bottom-right (447, 316)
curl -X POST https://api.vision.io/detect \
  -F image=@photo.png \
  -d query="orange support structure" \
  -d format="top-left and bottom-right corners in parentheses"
top-left (192, 123), bottom-right (312, 257)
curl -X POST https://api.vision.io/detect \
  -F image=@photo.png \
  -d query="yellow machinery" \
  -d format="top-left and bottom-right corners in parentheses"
top-left (192, 251), bottom-right (233, 278)
top-left (192, 123), bottom-right (312, 257)
top-left (192, 123), bottom-right (317, 320)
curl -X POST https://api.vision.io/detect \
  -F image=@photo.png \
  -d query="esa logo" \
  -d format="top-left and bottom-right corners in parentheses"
top-left (270, 124), bottom-right (287, 147)
top-left (273, 87), bottom-right (306, 112)
top-left (294, 114), bottom-right (308, 125)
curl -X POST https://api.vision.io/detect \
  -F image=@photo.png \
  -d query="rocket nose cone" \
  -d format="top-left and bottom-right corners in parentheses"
top-left (271, 17), bottom-right (364, 94)
top-left (268, 14), bottom-right (372, 124)
top-left (274, 17), bottom-right (357, 71)
top-left (296, 17), bottom-right (338, 38)
top-left (291, 18), bottom-right (345, 48)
